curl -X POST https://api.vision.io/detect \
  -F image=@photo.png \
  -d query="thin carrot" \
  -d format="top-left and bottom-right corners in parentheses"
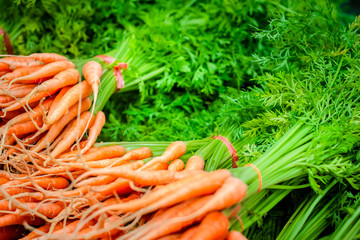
top-left (190, 211), bottom-right (229, 240)
top-left (0, 62), bottom-right (9, 72)
top-left (81, 110), bottom-right (105, 153)
top-left (46, 85), bottom-right (72, 118)
top-left (28, 53), bottom-right (68, 64)
top-left (45, 80), bottom-right (93, 125)
top-left (158, 234), bottom-right (182, 240)
top-left (0, 95), bottom-right (13, 103)
top-left (69, 146), bottom-right (151, 169)
top-left (184, 155), bottom-right (204, 171)
top-left (77, 215), bottom-right (122, 239)
top-left (141, 141), bottom-right (187, 170)
top-left (179, 226), bottom-right (199, 240)
top-left (0, 214), bottom-right (44, 227)
top-left (8, 60), bottom-right (75, 84)
top-left (3, 87), bottom-right (60, 112)
top-left (227, 231), bottom-right (248, 240)
top-left (0, 70), bottom-right (10, 77)
top-left (6, 116), bottom-right (43, 137)
top-left (0, 84), bottom-right (37, 98)
top-left (0, 65), bottom-right (43, 81)
top-left (31, 97), bottom-right (92, 153)
top-left (0, 59), bottom-right (43, 70)
top-left (26, 68), bottom-right (80, 103)
top-left (82, 60), bottom-right (102, 106)
top-left (49, 111), bottom-right (94, 158)
top-left (19, 221), bottom-right (64, 240)
top-left (168, 159), bottom-right (185, 172)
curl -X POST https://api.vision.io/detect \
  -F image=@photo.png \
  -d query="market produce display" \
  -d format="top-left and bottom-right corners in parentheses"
top-left (0, 0), bottom-right (360, 239)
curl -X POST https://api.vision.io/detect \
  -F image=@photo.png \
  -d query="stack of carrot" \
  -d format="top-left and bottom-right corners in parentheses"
top-left (0, 53), bottom-right (249, 239)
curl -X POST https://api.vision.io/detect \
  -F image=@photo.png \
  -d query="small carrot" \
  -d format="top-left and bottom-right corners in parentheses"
top-left (179, 226), bottom-right (199, 240)
top-left (8, 60), bottom-right (75, 84)
top-left (6, 116), bottom-right (43, 137)
top-left (19, 221), bottom-right (64, 240)
top-left (31, 97), bottom-right (91, 153)
top-left (26, 68), bottom-right (80, 103)
top-left (227, 231), bottom-right (248, 240)
top-left (141, 141), bottom-right (187, 170)
top-left (0, 59), bottom-right (43, 70)
top-left (0, 62), bottom-right (9, 72)
top-left (0, 95), bottom-right (13, 104)
top-left (82, 60), bottom-right (102, 106)
top-left (45, 80), bottom-right (93, 125)
top-left (0, 65), bottom-right (43, 81)
top-left (28, 53), bottom-right (68, 64)
top-left (3, 87), bottom-right (60, 112)
top-left (184, 155), bottom-right (204, 171)
top-left (0, 214), bottom-right (44, 228)
top-left (45, 85), bottom-right (72, 118)
top-left (189, 211), bottom-right (229, 240)
top-left (168, 159), bottom-right (185, 172)
top-left (49, 111), bottom-right (95, 158)
top-left (59, 145), bottom-right (127, 163)
top-left (0, 84), bottom-right (37, 98)
top-left (80, 110), bottom-right (106, 154)
top-left (77, 215), bottom-right (122, 239)
top-left (71, 146), bottom-right (151, 169)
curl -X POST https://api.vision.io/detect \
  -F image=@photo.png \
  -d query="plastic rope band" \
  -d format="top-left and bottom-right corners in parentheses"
top-left (212, 135), bottom-right (239, 168)
top-left (243, 163), bottom-right (262, 193)
top-left (0, 27), bottom-right (13, 54)
top-left (95, 55), bottom-right (128, 91)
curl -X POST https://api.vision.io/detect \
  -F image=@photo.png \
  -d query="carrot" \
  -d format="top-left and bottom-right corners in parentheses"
top-left (81, 110), bottom-right (105, 153)
top-left (48, 111), bottom-right (94, 158)
top-left (82, 60), bottom-right (102, 106)
top-left (180, 226), bottom-right (199, 240)
top-left (6, 116), bottom-right (43, 137)
top-left (0, 62), bottom-right (9, 72)
top-left (18, 176), bottom-right (69, 190)
top-left (19, 221), bottom-right (64, 240)
top-left (80, 168), bottom-right (204, 187)
top-left (0, 65), bottom-right (43, 81)
top-left (26, 68), bottom-right (80, 103)
top-left (122, 176), bottom-right (246, 240)
top-left (0, 214), bottom-right (45, 227)
top-left (31, 97), bottom-right (92, 153)
top-left (0, 84), bottom-right (37, 98)
top-left (0, 59), bottom-right (43, 70)
top-left (4, 132), bottom-right (45, 159)
top-left (141, 141), bottom-right (186, 170)
top-left (28, 53), bottom-right (68, 64)
top-left (1, 96), bottom-right (54, 132)
top-left (59, 145), bottom-right (127, 163)
top-left (0, 70), bottom-right (10, 77)
top-left (45, 80), bottom-right (93, 125)
top-left (8, 60), bottom-right (75, 84)
top-left (168, 159), bottom-right (185, 172)
top-left (46, 85), bottom-right (72, 117)
top-left (0, 177), bottom-right (8, 185)
top-left (70, 146), bottom-right (151, 169)
top-left (0, 95), bottom-right (13, 103)
top-left (85, 169), bottom-right (230, 226)
top-left (184, 155), bottom-right (204, 171)
top-left (189, 211), bottom-right (229, 240)
top-left (227, 231), bottom-right (248, 240)
top-left (157, 234), bottom-right (182, 240)
top-left (77, 215), bottom-right (122, 239)
top-left (3, 87), bottom-right (60, 112)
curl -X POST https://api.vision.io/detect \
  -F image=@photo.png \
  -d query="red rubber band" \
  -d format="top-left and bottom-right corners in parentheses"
top-left (243, 163), bottom-right (262, 193)
top-left (95, 55), bottom-right (128, 91)
top-left (212, 135), bottom-right (239, 168)
top-left (0, 27), bottom-right (13, 54)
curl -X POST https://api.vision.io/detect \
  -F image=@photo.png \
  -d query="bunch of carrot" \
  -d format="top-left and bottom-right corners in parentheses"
top-left (0, 53), bottom-right (249, 239)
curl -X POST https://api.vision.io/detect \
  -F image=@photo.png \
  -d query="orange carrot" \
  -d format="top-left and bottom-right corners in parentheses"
top-left (0, 95), bottom-right (13, 103)
top-left (77, 215), bottom-right (122, 239)
top-left (45, 80), bottom-right (92, 125)
top-left (180, 226), bottom-right (199, 240)
top-left (9, 60), bottom-right (75, 84)
top-left (157, 234), bottom-right (182, 240)
top-left (71, 146), bottom-right (151, 169)
top-left (141, 141), bottom-right (186, 170)
top-left (0, 214), bottom-right (44, 228)
top-left (184, 155), bottom-right (204, 171)
top-left (82, 60), bottom-right (102, 105)
top-left (0, 62), bottom-right (9, 72)
top-left (27, 68), bottom-right (80, 101)
top-left (28, 53), bottom-right (68, 64)
top-left (0, 84), bottom-right (37, 98)
top-left (227, 231), bottom-right (248, 240)
top-left (6, 116), bottom-right (43, 137)
top-left (81, 110), bottom-right (105, 153)
top-left (190, 211), bottom-right (229, 240)
top-left (3, 87), bottom-right (60, 112)
top-left (59, 145), bottom-right (127, 162)
top-left (0, 65), bottom-right (43, 81)
top-left (46, 85), bottom-right (72, 118)
top-left (0, 59), bottom-right (43, 70)
top-left (31, 97), bottom-right (92, 153)
top-left (19, 221), bottom-right (64, 240)
top-left (49, 111), bottom-right (94, 158)
top-left (168, 159), bottom-right (185, 172)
